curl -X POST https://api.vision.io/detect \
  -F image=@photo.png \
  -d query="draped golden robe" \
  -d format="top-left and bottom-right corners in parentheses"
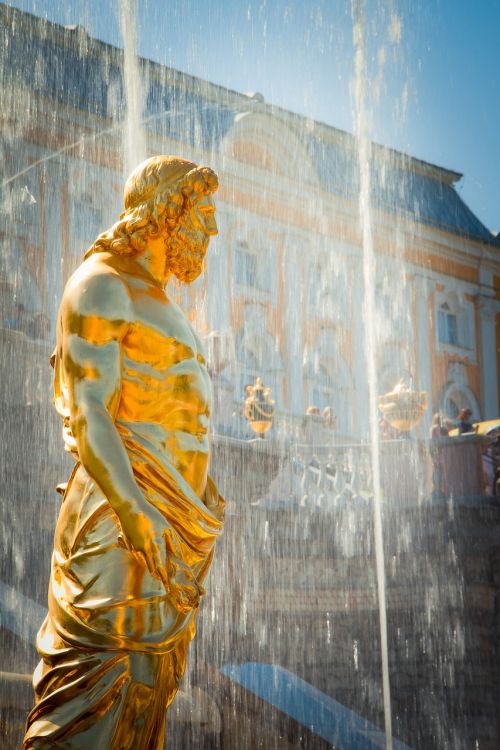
top-left (22, 306), bottom-right (224, 749)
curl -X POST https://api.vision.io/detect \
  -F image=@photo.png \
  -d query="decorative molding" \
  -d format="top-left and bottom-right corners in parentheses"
top-left (447, 362), bottom-right (468, 389)
top-left (476, 295), bottom-right (497, 323)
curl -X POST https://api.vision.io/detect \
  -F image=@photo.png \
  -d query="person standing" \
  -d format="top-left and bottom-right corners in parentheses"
top-left (456, 407), bottom-right (475, 434)
top-left (430, 413), bottom-right (449, 439)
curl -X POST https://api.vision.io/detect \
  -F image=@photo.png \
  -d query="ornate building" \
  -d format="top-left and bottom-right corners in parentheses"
top-left (1, 4), bottom-right (499, 442)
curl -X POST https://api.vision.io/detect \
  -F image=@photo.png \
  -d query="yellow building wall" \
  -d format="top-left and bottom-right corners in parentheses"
top-left (427, 288), bottom-right (481, 414)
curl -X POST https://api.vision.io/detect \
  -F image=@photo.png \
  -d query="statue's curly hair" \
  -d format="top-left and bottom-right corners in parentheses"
top-left (84, 155), bottom-right (218, 259)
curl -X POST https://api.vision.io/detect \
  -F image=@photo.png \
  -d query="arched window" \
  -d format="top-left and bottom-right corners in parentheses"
top-left (236, 327), bottom-right (283, 408)
top-left (435, 289), bottom-right (474, 354)
top-left (441, 387), bottom-right (479, 421)
top-left (438, 363), bottom-right (481, 421)
top-left (437, 301), bottom-right (458, 345)
top-left (374, 271), bottom-right (411, 342)
top-left (307, 254), bottom-right (348, 323)
top-left (233, 239), bottom-right (273, 293)
top-left (304, 335), bottom-right (353, 437)
top-left (234, 241), bottom-right (257, 288)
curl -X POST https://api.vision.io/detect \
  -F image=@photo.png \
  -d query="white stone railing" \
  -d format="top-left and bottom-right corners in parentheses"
top-left (260, 435), bottom-right (489, 508)
top-left (212, 402), bottom-right (352, 445)
top-left (265, 442), bottom-right (374, 508)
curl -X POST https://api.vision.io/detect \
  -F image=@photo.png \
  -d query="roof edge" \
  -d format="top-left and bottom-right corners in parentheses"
top-left (0, 2), bottom-right (472, 189)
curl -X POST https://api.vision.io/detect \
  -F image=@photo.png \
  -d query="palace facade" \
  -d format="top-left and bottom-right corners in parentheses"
top-left (1, 3), bottom-right (499, 442)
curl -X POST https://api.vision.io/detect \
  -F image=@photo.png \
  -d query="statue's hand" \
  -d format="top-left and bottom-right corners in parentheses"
top-left (118, 503), bottom-right (171, 593)
top-left (166, 559), bottom-right (204, 614)
top-left (118, 502), bottom-right (203, 612)
top-left (202, 475), bottom-right (225, 523)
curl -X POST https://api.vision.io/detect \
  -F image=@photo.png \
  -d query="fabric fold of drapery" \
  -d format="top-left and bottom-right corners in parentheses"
top-left (22, 423), bottom-right (224, 749)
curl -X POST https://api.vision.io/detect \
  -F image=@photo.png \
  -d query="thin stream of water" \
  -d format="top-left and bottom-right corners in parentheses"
top-left (119, 0), bottom-right (146, 173)
top-left (351, 1), bottom-right (393, 748)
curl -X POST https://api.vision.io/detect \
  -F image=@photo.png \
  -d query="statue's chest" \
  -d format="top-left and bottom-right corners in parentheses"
top-left (123, 292), bottom-right (201, 369)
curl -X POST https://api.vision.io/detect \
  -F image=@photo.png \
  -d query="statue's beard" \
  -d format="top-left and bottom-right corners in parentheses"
top-left (164, 225), bottom-right (208, 284)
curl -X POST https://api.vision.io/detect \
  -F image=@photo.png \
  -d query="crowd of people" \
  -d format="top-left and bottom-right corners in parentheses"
top-left (306, 401), bottom-right (500, 498)
top-left (429, 408), bottom-right (500, 498)
top-left (429, 408), bottom-right (475, 438)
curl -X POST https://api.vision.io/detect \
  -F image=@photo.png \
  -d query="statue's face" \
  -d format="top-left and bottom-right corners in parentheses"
top-left (167, 193), bottom-right (218, 284)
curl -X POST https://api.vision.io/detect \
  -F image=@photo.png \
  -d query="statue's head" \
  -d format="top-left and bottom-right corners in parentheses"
top-left (86, 155), bottom-right (218, 283)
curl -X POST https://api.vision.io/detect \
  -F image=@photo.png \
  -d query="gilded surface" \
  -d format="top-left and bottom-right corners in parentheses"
top-left (244, 376), bottom-right (275, 435)
top-left (22, 156), bottom-right (224, 749)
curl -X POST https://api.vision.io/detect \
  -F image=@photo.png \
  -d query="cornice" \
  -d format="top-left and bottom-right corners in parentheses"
top-left (0, 1), bottom-right (479, 191)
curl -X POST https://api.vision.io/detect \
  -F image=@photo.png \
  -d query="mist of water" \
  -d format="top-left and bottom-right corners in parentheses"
top-left (351, 2), bottom-right (393, 747)
top-left (119, 0), bottom-right (146, 173)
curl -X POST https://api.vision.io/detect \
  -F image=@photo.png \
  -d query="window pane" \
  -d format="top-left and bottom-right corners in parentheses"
top-left (245, 254), bottom-right (257, 287)
top-left (235, 246), bottom-right (259, 287)
top-left (438, 308), bottom-right (458, 345)
top-left (437, 310), bottom-right (446, 341)
top-left (447, 312), bottom-right (457, 345)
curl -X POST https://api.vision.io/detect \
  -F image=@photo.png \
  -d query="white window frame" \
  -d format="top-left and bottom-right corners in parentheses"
top-left (435, 288), bottom-right (476, 361)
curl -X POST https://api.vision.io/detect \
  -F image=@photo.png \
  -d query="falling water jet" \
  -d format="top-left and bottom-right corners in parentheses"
top-left (119, 0), bottom-right (146, 174)
top-left (351, 1), bottom-right (393, 748)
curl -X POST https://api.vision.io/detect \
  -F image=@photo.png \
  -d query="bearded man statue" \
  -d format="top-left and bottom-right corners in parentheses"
top-left (22, 155), bottom-right (225, 749)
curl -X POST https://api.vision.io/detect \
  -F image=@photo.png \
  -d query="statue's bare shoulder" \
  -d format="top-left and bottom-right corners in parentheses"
top-left (60, 254), bottom-right (133, 346)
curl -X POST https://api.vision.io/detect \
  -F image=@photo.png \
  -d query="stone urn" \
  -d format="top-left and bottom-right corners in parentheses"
top-left (379, 379), bottom-right (428, 432)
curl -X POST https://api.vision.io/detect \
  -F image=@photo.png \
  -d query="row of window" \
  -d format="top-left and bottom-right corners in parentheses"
top-left (234, 242), bottom-right (472, 352)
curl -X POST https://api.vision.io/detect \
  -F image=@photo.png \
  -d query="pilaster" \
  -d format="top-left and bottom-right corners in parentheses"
top-left (413, 274), bottom-right (433, 433)
top-left (477, 295), bottom-right (499, 419)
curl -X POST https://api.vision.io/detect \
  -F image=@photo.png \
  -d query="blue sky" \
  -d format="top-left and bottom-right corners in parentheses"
top-left (6, 0), bottom-right (500, 233)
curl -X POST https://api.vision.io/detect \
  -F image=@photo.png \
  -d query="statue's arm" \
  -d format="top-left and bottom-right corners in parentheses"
top-left (60, 270), bottom-right (170, 590)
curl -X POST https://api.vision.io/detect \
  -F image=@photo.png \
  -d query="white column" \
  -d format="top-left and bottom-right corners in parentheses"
top-left (414, 274), bottom-right (433, 434)
top-left (477, 296), bottom-right (499, 419)
top-left (285, 241), bottom-right (304, 414)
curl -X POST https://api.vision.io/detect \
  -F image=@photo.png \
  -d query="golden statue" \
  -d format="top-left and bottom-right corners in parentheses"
top-left (22, 156), bottom-right (225, 749)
